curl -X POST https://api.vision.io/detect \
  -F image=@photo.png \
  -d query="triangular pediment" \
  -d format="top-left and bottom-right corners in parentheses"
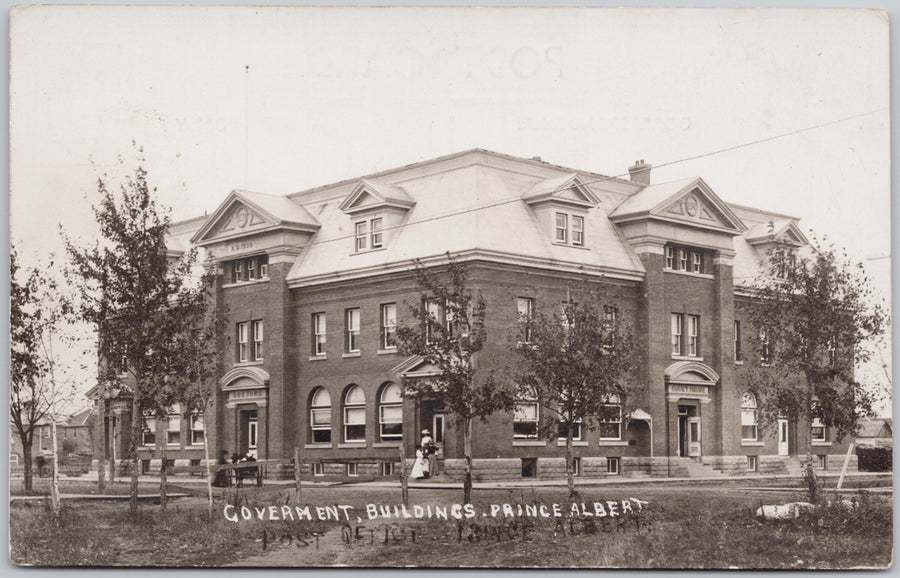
top-left (392, 355), bottom-right (444, 378)
top-left (191, 190), bottom-right (321, 246)
top-left (745, 218), bottom-right (809, 247)
top-left (610, 177), bottom-right (746, 235)
top-left (522, 174), bottom-right (600, 208)
top-left (339, 179), bottom-right (415, 216)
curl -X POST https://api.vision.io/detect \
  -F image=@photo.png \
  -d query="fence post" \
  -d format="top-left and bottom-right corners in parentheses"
top-left (399, 444), bottom-right (409, 507)
top-left (294, 446), bottom-right (302, 501)
top-left (836, 442), bottom-right (854, 490)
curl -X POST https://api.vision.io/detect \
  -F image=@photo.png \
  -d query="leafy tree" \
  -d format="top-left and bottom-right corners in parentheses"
top-left (510, 284), bottom-right (641, 498)
top-left (64, 149), bottom-right (205, 515)
top-left (395, 254), bottom-right (512, 504)
top-left (739, 237), bottom-right (888, 497)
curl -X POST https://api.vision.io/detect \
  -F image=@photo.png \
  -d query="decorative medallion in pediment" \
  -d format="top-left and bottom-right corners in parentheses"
top-left (663, 189), bottom-right (727, 227)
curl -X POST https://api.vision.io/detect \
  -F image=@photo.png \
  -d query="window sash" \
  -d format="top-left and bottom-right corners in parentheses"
top-left (371, 218), bottom-right (383, 248)
top-left (347, 309), bottom-right (360, 352)
top-left (311, 407), bottom-right (332, 427)
top-left (314, 313), bottom-right (326, 355)
top-left (513, 402), bottom-right (539, 439)
top-left (555, 213), bottom-right (567, 243)
top-left (688, 315), bottom-right (699, 356)
top-left (344, 404), bottom-right (366, 442)
top-left (665, 246), bottom-right (675, 269)
top-left (734, 321), bottom-right (742, 361)
top-left (811, 418), bottom-right (826, 441)
top-left (679, 249), bottom-right (688, 271)
top-left (167, 415), bottom-right (181, 445)
top-left (143, 419), bottom-right (157, 446)
top-left (671, 314), bottom-right (683, 355)
top-left (692, 252), bottom-right (702, 273)
top-left (379, 404), bottom-right (403, 439)
top-left (382, 304), bottom-right (397, 349)
top-left (253, 320), bottom-right (263, 360)
top-left (598, 405), bottom-right (622, 440)
top-left (572, 215), bottom-right (584, 246)
top-left (238, 322), bottom-right (249, 362)
top-left (355, 222), bottom-right (368, 251)
top-left (517, 297), bottom-right (533, 342)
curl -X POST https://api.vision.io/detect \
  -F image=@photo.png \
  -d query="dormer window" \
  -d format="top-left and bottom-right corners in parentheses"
top-left (554, 212), bottom-right (586, 247)
top-left (230, 255), bottom-right (269, 283)
top-left (355, 217), bottom-right (384, 253)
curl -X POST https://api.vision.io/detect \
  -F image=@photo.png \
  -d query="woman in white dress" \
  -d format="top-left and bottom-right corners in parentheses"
top-left (410, 445), bottom-right (427, 479)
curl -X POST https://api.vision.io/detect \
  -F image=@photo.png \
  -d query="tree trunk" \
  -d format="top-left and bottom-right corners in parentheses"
top-left (50, 418), bottom-right (60, 517)
top-left (565, 431), bottom-right (575, 499)
top-left (109, 415), bottom-right (116, 484)
top-left (204, 422), bottom-right (214, 518)
top-left (22, 436), bottom-right (33, 494)
top-left (129, 395), bottom-right (141, 515)
top-left (95, 409), bottom-right (106, 493)
top-left (805, 437), bottom-right (818, 503)
top-left (463, 416), bottom-right (473, 504)
top-left (399, 443), bottom-right (408, 507)
top-left (160, 435), bottom-right (168, 512)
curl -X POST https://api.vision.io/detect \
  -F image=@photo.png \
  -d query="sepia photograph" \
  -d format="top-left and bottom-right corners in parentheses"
top-left (8, 4), bottom-right (892, 569)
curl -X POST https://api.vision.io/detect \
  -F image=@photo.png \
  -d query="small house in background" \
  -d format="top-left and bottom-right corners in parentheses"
top-left (856, 418), bottom-right (892, 448)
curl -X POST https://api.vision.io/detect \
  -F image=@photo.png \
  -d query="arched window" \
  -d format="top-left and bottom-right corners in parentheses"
top-left (310, 387), bottom-right (332, 444)
top-left (513, 388), bottom-right (539, 439)
top-left (741, 393), bottom-right (758, 441)
top-left (379, 382), bottom-right (403, 441)
top-left (343, 385), bottom-right (366, 443)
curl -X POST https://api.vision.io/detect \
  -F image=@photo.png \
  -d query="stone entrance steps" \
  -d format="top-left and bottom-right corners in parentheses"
top-left (649, 457), bottom-right (727, 478)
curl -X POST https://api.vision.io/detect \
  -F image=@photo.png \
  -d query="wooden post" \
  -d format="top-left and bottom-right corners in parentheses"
top-left (399, 444), bottom-right (409, 507)
top-left (836, 442), bottom-right (855, 490)
top-left (294, 446), bottom-right (302, 501)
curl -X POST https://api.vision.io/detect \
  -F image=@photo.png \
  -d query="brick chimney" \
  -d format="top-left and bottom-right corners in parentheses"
top-left (628, 159), bottom-right (652, 186)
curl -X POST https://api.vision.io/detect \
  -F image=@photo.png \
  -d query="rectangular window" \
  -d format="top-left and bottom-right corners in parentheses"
top-left (555, 213), bottom-right (568, 243)
top-left (607, 457), bottom-right (620, 475)
top-left (233, 261), bottom-right (243, 283)
top-left (558, 405), bottom-right (582, 441)
top-left (379, 405), bottom-right (403, 440)
top-left (381, 462), bottom-right (395, 476)
top-left (747, 456), bottom-right (758, 472)
top-left (817, 455), bottom-right (827, 470)
top-left (167, 414), bottom-right (181, 446)
top-left (381, 303), bottom-right (397, 349)
top-left (355, 222), bottom-right (368, 252)
top-left (571, 215), bottom-right (584, 246)
top-left (229, 255), bottom-right (268, 284)
top-left (237, 322), bottom-right (248, 362)
top-left (572, 457), bottom-right (581, 477)
top-left (521, 457), bottom-right (537, 478)
top-left (247, 258), bottom-right (256, 280)
top-left (665, 246), bottom-right (675, 269)
top-left (346, 308), bottom-right (360, 352)
top-left (346, 463), bottom-right (359, 477)
top-left (688, 315), bottom-right (700, 357)
top-left (344, 407), bottom-right (366, 442)
top-left (598, 405), bottom-right (622, 440)
top-left (252, 320), bottom-right (264, 361)
top-left (517, 297), bottom-right (533, 343)
top-left (313, 462), bottom-right (324, 476)
top-left (741, 408), bottom-right (758, 442)
top-left (142, 417), bottom-right (157, 446)
top-left (313, 313), bottom-right (326, 356)
top-left (734, 321), bottom-right (743, 362)
top-left (190, 414), bottom-right (204, 445)
top-left (760, 329), bottom-right (772, 365)
top-left (671, 314), bottom-right (683, 356)
top-left (693, 251), bottom-right (702, 274)
top-left (679, 249), bottom-right (688, 271)
top-left (811, 418), bottom-right (826, 442)
top-left (513, 402), bottom-right (539, 439)
top-left (425, 299), bottom-right (441, 344)
top-left (371, 218), bottom-right (383, 249)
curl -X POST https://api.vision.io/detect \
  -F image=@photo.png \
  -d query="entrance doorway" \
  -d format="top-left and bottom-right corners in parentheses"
top-left (677, 405), bottom-right (700, 457)
top-left (239, 409), bottom-right (258, 458)
top-left (777, 419), bottom-right (790, 456)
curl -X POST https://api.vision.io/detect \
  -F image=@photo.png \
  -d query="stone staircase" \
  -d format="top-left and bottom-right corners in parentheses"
top-left (673, 457), bottom-right (728, 478)
top-left (782, 457), bottom-right (804, 477)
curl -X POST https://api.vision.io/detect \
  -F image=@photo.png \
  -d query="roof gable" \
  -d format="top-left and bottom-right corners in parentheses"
top-left (339, 179), bottom-right (416, 215)
top-left (191, 190), bottom-right (320, 246)
top-left (392, 355), bottom-right (444, 378)
top-left (610, 177), bottom-right (747, 235)
top-left (745, 218), bottom-right (809, 247)
top-left (522, 174), bottom-right (600, 208)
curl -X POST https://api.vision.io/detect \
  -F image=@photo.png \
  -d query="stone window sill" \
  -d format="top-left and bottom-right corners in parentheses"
top-left (374, 442), bottom-right (401, 448)
top-left (342, 352), bottom-right (361, 358)
top-left (233, 361), bottom-right (264, 368)
top-left (338, 443), bottom-right (367, 449)
top-left (309, 355), bottom-right (327, 362)
top-left (556, 440), bottom-right (588, 447)
top-left (811, 441), bottom-right (833, 447)
top-left (663, 269), bottom-right (715, 280)
top-left (304, 443), bottom-right (332, 450)
top-left (377, 349), bottom-right (398, 356)
top-left (222, 278), bottom-right (270, 289)
top-left (598, 440), bottom-right (629, 446)
top-left (741, 441), bottom-right (765, 447)
top-left (512, 440), bottom-right (546, 447)
top-left (671, 355), bottom-right (704, 362)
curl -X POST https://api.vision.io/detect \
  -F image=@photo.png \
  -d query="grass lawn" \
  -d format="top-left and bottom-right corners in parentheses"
top-left (8, 479), bottom-right (893, 568)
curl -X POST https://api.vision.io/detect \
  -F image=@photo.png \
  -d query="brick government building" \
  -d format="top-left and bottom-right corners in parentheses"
top-left (93, 149), bottom-right (856, 480)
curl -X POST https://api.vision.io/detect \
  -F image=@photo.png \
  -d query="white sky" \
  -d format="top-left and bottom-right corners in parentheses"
top-left (9, 6), bottom-right (892, 413)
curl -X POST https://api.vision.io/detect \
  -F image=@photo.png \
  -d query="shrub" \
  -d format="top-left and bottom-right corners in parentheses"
top-left (856, 446), bottom-right (892, 472)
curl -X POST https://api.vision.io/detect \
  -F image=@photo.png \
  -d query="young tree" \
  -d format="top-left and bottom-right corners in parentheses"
top-left (64, 150), bottom-right (203, 515)
top-left (740, 237), bottom-right (888, 498)
top-left (395, 255), bottom-right (512, 504)
top-left (510, 284), bottom-right (641, 498)
top-left (10, 247), bottom-right (80, 497)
